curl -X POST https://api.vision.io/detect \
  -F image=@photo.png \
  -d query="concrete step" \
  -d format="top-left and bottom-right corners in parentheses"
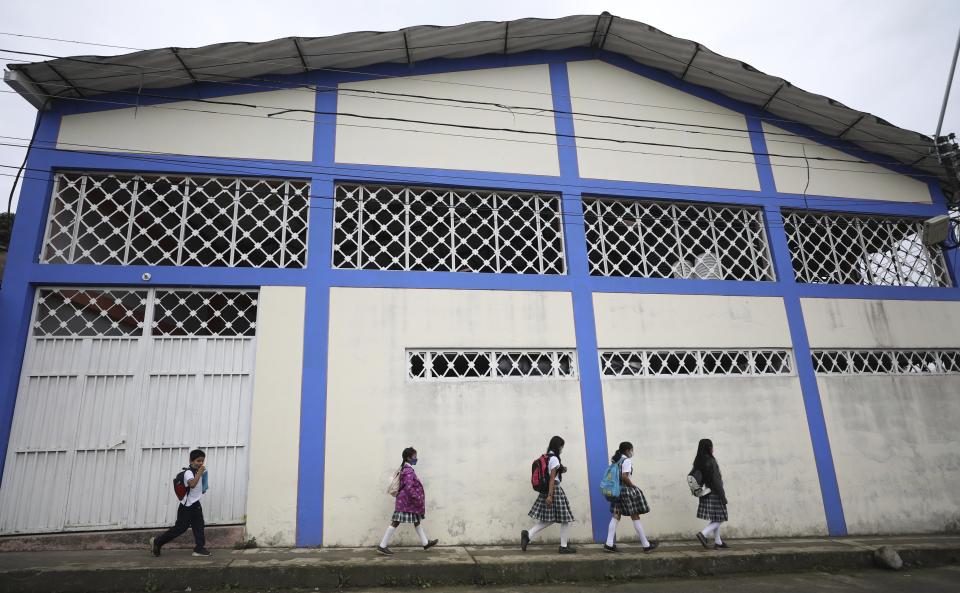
top-left (0, 535), bottom-right (958, 593)
top-left (0, 525), bottom-right (244, 552)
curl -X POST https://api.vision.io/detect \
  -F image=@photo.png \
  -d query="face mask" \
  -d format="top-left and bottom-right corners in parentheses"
top-left (409, 458), bottom-right (418, 465)
top-left (626, 452), bottom-right (633, 458)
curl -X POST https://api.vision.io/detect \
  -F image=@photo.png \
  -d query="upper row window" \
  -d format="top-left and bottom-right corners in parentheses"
top-left (42, 172), bottom-right (310, 268)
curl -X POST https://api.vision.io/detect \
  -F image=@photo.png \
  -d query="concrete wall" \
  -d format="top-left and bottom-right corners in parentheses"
top-left (246, 286), bottom-right (306, 546)
top-left (335, 65), bottom-right (559, 175)
top-left (594, 293), bottom-right (828, 539)
top-left (57, 89), bottom-right (315, 161)
top-left (567, 60), bottom-right (760, 190)
top-left (803, 297), bottom-right (960, 534)
top-left (764, 123), bottom-right (930, 203)
top-left (324, 288), bottom-right (591, 546)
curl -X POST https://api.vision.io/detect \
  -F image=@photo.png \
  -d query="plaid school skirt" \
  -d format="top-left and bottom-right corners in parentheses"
top-left (528, 485), bottom-right (575, 524)
top-left (610, 485), bottom-right (650, 516)
top-left (392, 511), bottom-right (425, 524)
top-left (696, 493), bottom-right (728, 522)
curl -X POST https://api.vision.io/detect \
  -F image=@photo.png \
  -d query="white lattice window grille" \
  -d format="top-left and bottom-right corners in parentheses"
top-left (782, 210), bottom-right (950, 287)
top-left (32, 287), bottom-right (258, 338)
top-left (599, 349), bottom-right (793, 377)
top-left (41, 172), bottom-right (310, 268)
top-left (811, 349), bottom-right (960, 375)
top-left (582, 197), bottom-right (774, 281)
top-left (333, 183), bottom-right (566, 274)
top-left (407, 350), bottom-right (577, 380)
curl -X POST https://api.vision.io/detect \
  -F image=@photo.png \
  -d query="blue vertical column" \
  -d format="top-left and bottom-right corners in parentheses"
top-left (549, 61), bottom-right (610, 542)
top-left (295, 79), bottom-right (338, 546)
top-left (0, 112), bottom-right (60, 481)
top-left (750, 115), bottom-right (847, 535)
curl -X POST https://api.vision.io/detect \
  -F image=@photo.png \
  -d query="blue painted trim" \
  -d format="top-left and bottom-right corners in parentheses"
top-left (764, 204), bottom-right (847, 535)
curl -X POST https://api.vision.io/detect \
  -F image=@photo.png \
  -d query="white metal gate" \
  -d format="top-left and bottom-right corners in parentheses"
top-left (0, 287), bottom-right (258, 534)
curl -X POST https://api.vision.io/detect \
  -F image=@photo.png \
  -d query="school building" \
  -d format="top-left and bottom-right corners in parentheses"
top-left (1, 13), bottom-right (958, 548)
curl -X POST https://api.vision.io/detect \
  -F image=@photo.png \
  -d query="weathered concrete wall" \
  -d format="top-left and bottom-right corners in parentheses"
top-left (801, 298), bottom-right (960, 349)
top-left (594, 292), bottom-right (828, 540)
top-left (324, 288), bottom-right (590, 546)
top-left (335, 65), bottom-right (559, 175)
top-left (57, 89), bottom-right (315, 161)
top-left (567, 60), bottom-right (760, 190)
top-left (246, 287), bottom-right (306, 546)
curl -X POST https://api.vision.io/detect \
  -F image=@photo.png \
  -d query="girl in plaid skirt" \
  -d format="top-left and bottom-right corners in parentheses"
top-left (691, 438), bottom-right (730, 550)
top-left (521, 436), bottom-right (577, 554)
top-left (603, 442), bottom-right (658, 553)
top-left (377, 447), bottom-right (439, 555)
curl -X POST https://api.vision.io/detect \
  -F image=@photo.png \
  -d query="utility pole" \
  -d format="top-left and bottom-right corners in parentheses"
top-left (935, 25), bottom-right (960, 151)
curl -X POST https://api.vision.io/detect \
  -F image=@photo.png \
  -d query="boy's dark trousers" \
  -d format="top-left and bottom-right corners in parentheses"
top-left (155, 502), bottom-right (205, 550)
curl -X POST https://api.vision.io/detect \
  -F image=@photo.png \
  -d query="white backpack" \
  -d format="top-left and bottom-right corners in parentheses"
top-left (386, 469), bottom-right (401, 497)
top-left (687, 469), bottom-right (712, 497)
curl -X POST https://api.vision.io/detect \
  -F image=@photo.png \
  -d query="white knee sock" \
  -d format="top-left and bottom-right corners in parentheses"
top-left (414, 525), bottom-right (429, 546)
top-left (380, 526), bottom-right (396, 548)
top-left (632, 519), bottom-right (650, 547)
top-left (559, 522), bottom-right (570, 547)
top-left (714, 525), bottom-right (723, 545)
top-left (701, 521), bottom-right (721, 537)
top-left (527, 521), bottom-right (549, 539)
top-left (605, 517), bottom-right (619, 546)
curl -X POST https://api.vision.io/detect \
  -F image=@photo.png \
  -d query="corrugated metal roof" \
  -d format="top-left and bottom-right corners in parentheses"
top-left (2, 13), bottom-right (946, 186)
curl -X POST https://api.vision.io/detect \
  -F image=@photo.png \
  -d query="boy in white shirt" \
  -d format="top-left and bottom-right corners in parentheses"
top-left (151, 449), bottom-right (210, 557)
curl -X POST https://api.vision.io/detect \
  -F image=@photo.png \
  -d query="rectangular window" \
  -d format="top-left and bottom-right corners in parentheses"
top-left (812, 349), bottom-right (960, 375)
top-left (600, 349), bottom-right (793, 377)
top-left (41, 172), bottom-right (310, 268)
top-left (333, 183), bottom-right (566, 274)
top-left (782, 210), bottom-right (949, 286)
top-left (407, 350), bottom-right (577, 380)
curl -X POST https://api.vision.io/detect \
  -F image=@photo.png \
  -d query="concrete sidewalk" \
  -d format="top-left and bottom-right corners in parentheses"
top-left (1, 534), bottom-right (959, 593)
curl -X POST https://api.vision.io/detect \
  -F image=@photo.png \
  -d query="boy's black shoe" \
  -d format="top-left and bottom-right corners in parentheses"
top-left (192, 548), bottom-right (212, 557)
top-left (558, 545), bottom-right (577, 554)
top-left (696, 532), bottom-right (710, 549)
top-left (376, 546), bottom-right (393, 555)
top-left (149, 537), bottom-right (160, 557)
top-left (602, 544), bottom-right (618, 553)
top-left (714, 542), bottom-right (731, 550)
top-left (520, 530), bottom-right (530, 552)
top-left (423, 539), bottom-right (439, 550)
top-left (643, 540), bottom-right (659, 553)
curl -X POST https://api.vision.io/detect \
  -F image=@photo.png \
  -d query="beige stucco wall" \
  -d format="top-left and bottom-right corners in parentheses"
top-left (324, 288), bottom-right (591, 546)
top-left (594, 292), bottom-right (828, 539)
top-left (335, 65), bottom-right (559, 175)
top-left (567, 60), bottom-right (760, 190)
top-left (801, 298), bottom-right (960, 348)
top-left (246, 286), bottom-right (306, 546)
top-left (57, 88), bottom-right (316, 161)
top-left (764, 123), bottom-right (931, 203)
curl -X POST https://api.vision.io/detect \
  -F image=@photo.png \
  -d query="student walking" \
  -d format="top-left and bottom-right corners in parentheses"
top-left (603, 441), bottom-right (658, 553)
top-left (377, 446), bottom-right (439, 555)
top-left (151, 449), bottom-right (211, 557)
top-left (691, 438), bottom-right (730, 550)
top-left (521, 436), bottom-right (576, 554)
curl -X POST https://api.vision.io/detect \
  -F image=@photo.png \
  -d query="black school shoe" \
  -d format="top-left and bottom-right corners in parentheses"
top-left (558, 545), bottom-right (577, 554)
top-left (602, 544), bottom-right (618, 553)
top-left (643, 540), bottom-right (659, 553)
top-left (520, 530), bottom-right (530, 552)
top-left (149, 537), bottom-right (160, 557)
top-left (192, 548), bottom-right (212, 557)
top-left (714, 542), bottom-right (731, 550)
top-left (696, 532), bottom-right (710, 549)
top-left (424, 539), bottom-right (439, 550)
top-left (376, 546), bottom-right (393, 555)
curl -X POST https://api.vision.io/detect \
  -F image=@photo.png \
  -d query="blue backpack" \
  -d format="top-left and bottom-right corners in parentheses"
top-left (599, 458), bottom-right (625, 501)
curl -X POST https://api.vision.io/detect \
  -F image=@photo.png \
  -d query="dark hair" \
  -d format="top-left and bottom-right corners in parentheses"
top-left (190, 449), bottom-right (205, 461)
top-left (611, 441), bottom-right (633, 463)
top-left (401, 447), bottom-right (417, 463)
top-left (692, 438), bottom-right (713, 472)
top-left (546, 435), bottom-right (565, 455)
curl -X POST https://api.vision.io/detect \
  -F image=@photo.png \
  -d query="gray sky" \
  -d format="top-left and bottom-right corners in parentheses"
top-left (2, 0), bottom-right (959, 212)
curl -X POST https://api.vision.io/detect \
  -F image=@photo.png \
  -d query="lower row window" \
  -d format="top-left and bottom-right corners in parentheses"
top-left (600, 349), bottom-right (794, 377)
top-left (812, 349), bottom-right (960, 375)
top-left (407, 350), bottom-right (576, 380)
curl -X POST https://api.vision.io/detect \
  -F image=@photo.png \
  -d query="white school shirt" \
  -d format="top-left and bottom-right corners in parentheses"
top-left (620, 457), bottom-right (633, 475)
top-left (181, 469), bottom-right (204, 507)
top-left (548, 455), bottom-right (561, 483)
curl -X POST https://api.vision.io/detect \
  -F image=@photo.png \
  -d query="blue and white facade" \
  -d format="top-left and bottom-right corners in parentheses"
top-left (1, 40), bottom-right (959, 548)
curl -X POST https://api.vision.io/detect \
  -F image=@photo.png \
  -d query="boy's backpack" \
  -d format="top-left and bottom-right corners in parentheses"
top-left (173, 467), bottom-right (192, 500)
top-left (600, 459), bottom-right (625, 501)
top-left (687, 469), bottom-right (712, 497)
top-left (530, 454), bottom-right (553, 493)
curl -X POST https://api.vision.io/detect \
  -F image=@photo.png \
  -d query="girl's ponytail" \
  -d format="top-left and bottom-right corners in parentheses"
top-left (611, 441), bottom-right (633, 463)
